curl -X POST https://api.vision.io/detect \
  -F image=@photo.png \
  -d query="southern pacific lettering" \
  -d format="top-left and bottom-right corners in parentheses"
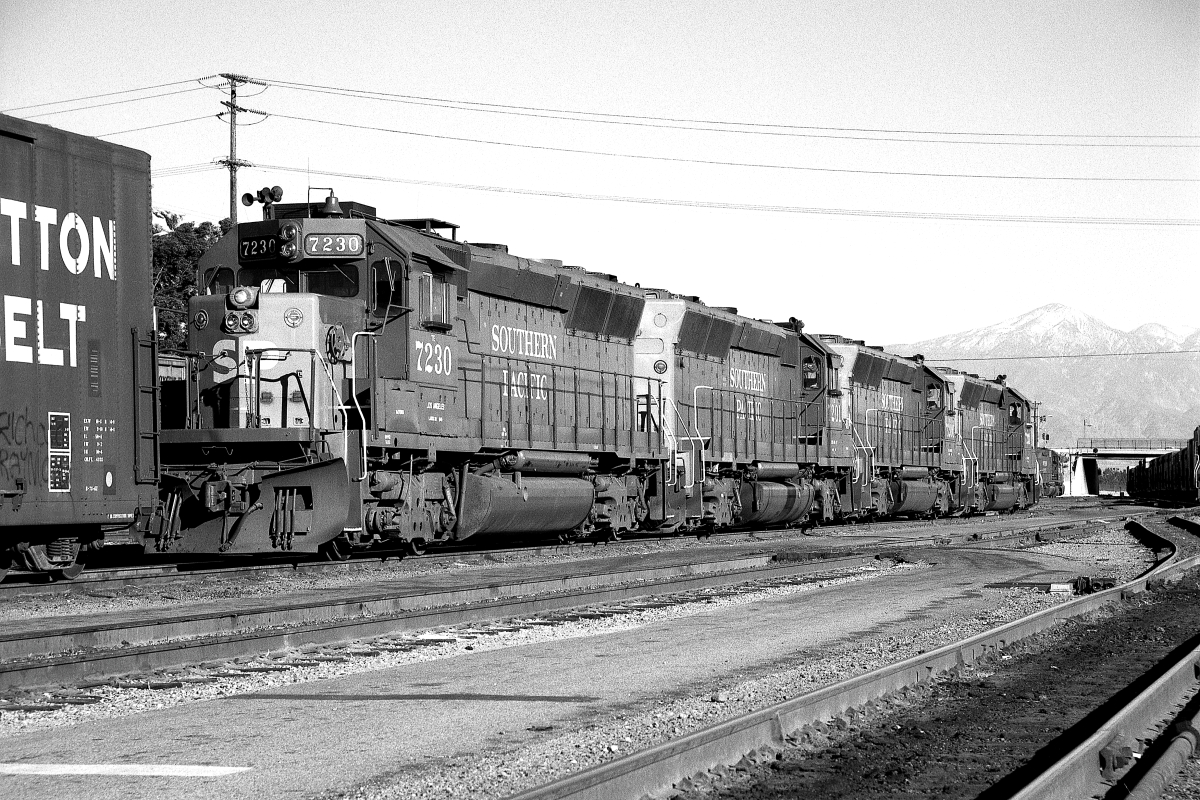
top-left (490, 324), bottom-right (558, 361)
top-left (728, 367), bottom-right (767, 393)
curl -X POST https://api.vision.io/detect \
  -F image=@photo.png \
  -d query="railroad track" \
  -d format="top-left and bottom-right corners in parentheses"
top-left (499, 516), bottom-right (1200, 800)
top-left (0, 502), bottom-right (1150, 598)
top-left (0, 550), bottom-right (880, 691)
top-left (0, 509), bottom-right (1154, 695)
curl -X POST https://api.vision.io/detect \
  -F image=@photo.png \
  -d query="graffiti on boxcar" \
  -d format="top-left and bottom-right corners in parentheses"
top-left (0, 405), bottom-right (48, 488)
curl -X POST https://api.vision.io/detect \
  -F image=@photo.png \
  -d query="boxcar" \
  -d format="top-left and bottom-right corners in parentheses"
top-left (0, 113), bottom-right (158, 578)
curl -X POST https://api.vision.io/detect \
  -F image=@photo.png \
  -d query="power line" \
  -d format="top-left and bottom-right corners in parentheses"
top-left (264, 111), bottom-right (1196, 183)
top-left (20, 86), bottom-right (211, 119)
top-left (261, 76), bottom-right (1199, 148)
top-left (152, 162), bottom-right (225, 177)
top-left (98, 115), bottom-right (218, 138)
top-left (928, 350), bottom-right (1200, 362)
top-left (1, 77), bottom-right (216, 113)
top-left (251, 162), bottom-right (1200, 226)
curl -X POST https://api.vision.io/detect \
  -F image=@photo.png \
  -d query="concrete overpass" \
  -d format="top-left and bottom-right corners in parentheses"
top-left (1063, 438), bottom-right (1190, 496)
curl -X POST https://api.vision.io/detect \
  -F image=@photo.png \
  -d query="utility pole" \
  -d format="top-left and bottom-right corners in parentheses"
top-left (217, 73), bottom-right (264, 225)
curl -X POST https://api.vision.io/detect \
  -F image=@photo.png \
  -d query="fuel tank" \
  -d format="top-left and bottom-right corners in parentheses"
top-left (455, 473), bottom-right (593, 538)
top-left (737, 481), bottom-right (816, 527)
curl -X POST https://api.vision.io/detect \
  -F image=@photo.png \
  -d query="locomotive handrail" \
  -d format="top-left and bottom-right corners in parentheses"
top-left (244, 347), bottom-right (352, 474)
top-left (848, 419), bottom-right (873, 491)
top-left (349, 330), bottom-right (380, 482)
top-left (473, 357), bottom-right (666, 457)
top-left (159, 347), bottom-right (222, 430)
top-left (311, 350), bottom-right (354, 477)
top-left (691, 384), bottom-right (715, 481)
top-left (663, 397), bottom-right (704, 489)
top-left (683, 384), bottom-right (826, 467)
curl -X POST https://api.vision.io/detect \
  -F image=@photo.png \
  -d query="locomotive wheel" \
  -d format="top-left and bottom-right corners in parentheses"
top-left (321, 536), bottom-right (353, 562)
top-left (54, 559), bottom-right (85, 581)
top-left (405, 539), bottom-right (427, 557)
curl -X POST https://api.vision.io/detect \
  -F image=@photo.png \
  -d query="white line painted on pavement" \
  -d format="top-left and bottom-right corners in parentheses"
top-left (0, 764), bottom-right (251, 776)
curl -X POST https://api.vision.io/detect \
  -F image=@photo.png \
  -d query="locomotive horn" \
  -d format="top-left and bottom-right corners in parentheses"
top-left (240, 192), bottom-right (255, 207)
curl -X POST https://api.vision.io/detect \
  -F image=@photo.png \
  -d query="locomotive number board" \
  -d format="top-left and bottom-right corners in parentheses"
top-left (240, 236), bottom-right (278, 260)
top-left (303, 233), bottom-right (364, 257)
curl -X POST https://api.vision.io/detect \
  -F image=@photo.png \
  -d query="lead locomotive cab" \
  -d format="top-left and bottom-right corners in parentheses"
top-left (157, 193), bottom-right (469, 559)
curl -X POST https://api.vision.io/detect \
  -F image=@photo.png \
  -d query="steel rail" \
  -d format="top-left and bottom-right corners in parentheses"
top-left (0, 552), bottom-right (877, 690)
top-left (0, 506), bottom-right (1154, 598)
top-left (503, 519), bottom-right (1199, 800)
top-left (1010, 516), bottom-right (1200, 800)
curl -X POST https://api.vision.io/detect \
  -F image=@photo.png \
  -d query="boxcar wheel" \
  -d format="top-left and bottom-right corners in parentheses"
top-left (405, 539), bottom-right (427, 557)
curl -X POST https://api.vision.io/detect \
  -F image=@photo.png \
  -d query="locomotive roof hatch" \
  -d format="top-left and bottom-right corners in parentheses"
top-left (369, 221), bottom-right (462, 271)
top-left (392, 218), bottom-right (459, 241)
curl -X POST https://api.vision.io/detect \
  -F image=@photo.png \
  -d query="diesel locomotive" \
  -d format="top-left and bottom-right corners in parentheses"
top-left (0, 111), bottom-right (1041, 580)
top-left (159, 192), bottom-right (1038, 558)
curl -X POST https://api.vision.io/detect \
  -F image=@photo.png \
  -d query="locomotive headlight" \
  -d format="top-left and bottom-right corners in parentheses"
top-left (240, 311), bottom-right (257, 332)
top-left (279, 224), bottom-right (297, 241)
top-left (223, 311), bottom-right (241, 332)
top-left (653, 359), bottom-right (668, 374)
top-left (279, 242), bottom-right (297, 258)
top-left (230, 286), bottom-right (256, 309)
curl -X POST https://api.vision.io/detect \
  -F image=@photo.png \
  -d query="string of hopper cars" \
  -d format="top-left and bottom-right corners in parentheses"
top-left (1126, 431), bottom-right (1200, 503)
top-left (0, 114), bottom-right (1045, 581)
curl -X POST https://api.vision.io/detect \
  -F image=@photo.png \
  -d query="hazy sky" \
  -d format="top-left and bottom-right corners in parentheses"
top-left (2, 0), bottom-right (1196, 343)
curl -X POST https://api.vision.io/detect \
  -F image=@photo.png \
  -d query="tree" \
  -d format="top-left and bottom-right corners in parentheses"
top-left (152, 212), bottom-right (232, 349)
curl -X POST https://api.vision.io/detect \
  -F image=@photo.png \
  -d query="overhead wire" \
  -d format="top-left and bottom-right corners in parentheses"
top-left (1, 77), bottom-right (217, 113)
top-left (263, 111), bottom-right (1196, 183)
top-left (99, 115), bottom-right (219, 138)
top-left (19, 86), bottom-right (212, 119)
top-left (152, 161), bottom-right (225, 177)
top-left (260, 76), bottom-right (1200, 147)
top-left (250, 162), bottom-right (1200, 226)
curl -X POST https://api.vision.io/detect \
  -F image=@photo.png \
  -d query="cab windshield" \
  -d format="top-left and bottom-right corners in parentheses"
top-left (239, 264), bottom-right (360, 297)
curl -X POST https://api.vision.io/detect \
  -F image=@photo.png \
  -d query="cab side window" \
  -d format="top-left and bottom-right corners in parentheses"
top-left (927, 385), bottom-right (942, 409)
top-left (801, 356), bottom-right (820, 390)
top-left (371, 259), bottom-right (396, 318)
top-left (420, 271), bottom-right (453, 330)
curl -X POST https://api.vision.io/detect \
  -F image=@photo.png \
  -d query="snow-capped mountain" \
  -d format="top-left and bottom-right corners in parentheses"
top-left (889, 304), bottom-right (1200, 446)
